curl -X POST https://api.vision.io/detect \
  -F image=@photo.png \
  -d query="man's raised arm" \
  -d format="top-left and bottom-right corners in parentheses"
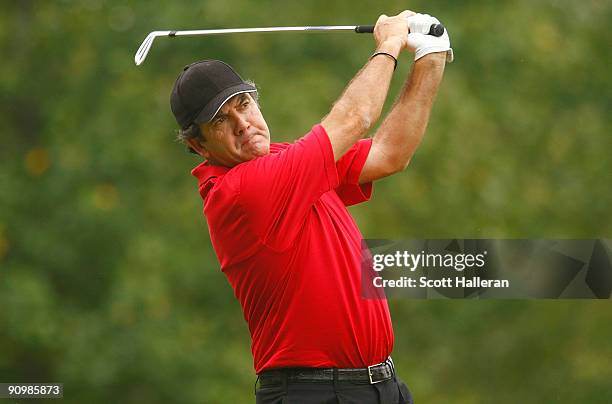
top-left (321, 11), bottom-right (413, 161)
top-left (359, 13), bottom-right (453, 183)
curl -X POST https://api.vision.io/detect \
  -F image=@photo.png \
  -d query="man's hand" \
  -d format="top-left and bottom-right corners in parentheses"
top-left (406, 14), bottom-right (454, 63)
top-left (373, 10), bottom-right (415, 56)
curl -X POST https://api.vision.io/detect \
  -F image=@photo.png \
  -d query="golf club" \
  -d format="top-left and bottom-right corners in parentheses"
top-left (134, 24), bottom-right (445, 66)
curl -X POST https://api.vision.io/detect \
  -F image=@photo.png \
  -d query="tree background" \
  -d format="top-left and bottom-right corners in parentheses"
top-left (1, 0), bottom-right (610, 403)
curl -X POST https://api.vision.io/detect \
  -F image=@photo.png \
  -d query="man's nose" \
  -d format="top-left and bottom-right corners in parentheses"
top-left (234, 114), bottom-right (250, 136)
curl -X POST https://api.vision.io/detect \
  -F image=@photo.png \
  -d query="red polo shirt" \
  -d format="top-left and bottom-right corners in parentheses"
top-left (192, 124), bottom-right (393, 373)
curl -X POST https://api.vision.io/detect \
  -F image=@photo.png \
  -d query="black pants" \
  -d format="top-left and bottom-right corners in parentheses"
top-left (255, 375), bottom-right (414, 404)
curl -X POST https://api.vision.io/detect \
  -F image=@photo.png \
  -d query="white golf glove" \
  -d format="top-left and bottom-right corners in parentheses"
top-left (406, 14), bottom-right (454, 63)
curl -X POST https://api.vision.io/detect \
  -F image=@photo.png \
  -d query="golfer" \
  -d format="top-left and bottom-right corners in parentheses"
top-left (170, 10), bottom-right (452, 404)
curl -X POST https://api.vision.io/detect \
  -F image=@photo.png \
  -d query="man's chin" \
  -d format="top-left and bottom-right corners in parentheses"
top-left (255, 148), bottom-right (270, 158)
top-left (249, 144), bottom-right (270, 158)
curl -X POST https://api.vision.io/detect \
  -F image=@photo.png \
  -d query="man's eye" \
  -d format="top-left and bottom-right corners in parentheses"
top-left (214, 117), bottom-right (225, 125)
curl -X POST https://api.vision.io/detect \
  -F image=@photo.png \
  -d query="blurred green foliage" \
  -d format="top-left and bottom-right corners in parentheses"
top-left (1, 0), bottom-right (611, 403)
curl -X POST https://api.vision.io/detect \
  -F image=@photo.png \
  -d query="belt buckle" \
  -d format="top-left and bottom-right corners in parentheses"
top-left (367, 362), bottom-right (384, 384)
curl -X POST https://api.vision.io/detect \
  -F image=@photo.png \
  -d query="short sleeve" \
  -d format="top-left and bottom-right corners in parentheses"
top-left (334, 138), bottom-right (374, 206)
top-left (234, 124), bottom-right (339, 250)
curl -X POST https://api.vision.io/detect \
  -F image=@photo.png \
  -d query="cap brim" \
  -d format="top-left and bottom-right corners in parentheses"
top-left (194, 83), bottom-right (257, 124)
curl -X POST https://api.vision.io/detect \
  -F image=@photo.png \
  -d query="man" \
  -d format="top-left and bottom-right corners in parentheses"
top-left (170, 10), bottom-right (452, 404)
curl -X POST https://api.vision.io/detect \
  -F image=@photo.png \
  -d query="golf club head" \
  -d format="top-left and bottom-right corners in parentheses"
top-left (134, 31), bottom-right (171, 66)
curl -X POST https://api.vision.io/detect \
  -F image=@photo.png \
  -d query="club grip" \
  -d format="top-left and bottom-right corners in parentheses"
top-left (355, 23), bottom-right (445, 36)
top-left (355, 25), bottom-right (375, 33)
top-left (427, 23), bottom-right (445, 37)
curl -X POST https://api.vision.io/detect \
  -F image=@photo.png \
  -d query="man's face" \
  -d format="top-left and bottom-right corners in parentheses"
top-left (193, 93), bottom-right (270, 167)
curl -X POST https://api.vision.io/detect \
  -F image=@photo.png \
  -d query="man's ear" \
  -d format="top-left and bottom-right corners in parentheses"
top-left (186, 137), bottom-right (210, 159)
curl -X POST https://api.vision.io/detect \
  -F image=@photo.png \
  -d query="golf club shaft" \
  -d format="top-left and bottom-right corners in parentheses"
top-left (135, 24), bottom-right (445, 65)
top-left (166, 24), bottom-right (444, 37)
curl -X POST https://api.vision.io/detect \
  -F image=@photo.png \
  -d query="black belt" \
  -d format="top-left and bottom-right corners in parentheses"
top-left (258, 358), bottom-right (395, 386)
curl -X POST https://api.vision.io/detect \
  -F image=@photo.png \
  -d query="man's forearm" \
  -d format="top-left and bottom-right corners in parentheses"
top-left (322, 39), bottom-right (402, 159)
top-left (373, 52), bottom-right (446, 170)
top-left (332, 40), bottom-right (401, 129)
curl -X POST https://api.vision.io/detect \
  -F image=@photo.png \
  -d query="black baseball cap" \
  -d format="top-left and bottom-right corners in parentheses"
top-left (170, 60), bottom-right (257, 129)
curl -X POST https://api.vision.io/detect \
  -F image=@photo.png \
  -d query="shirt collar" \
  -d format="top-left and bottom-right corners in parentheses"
top-left (190, 142), bottom-right (288, 198)
top-left (191, 161), bottom-right (229, 199)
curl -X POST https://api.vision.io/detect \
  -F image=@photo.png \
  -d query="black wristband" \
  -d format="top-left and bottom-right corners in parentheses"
top-left (370, 51), bottom-right (398, 71)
